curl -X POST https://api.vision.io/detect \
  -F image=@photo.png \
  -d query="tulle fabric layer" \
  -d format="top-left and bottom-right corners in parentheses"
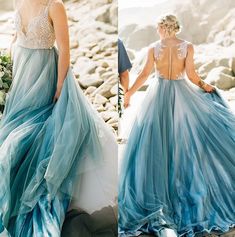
top-left (0, 45), bottom-right (117, 235)
top-left (118, 77), bottom-right (235, 237)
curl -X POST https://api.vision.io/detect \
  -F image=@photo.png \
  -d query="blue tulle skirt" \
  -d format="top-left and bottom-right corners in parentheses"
top-left (0, 45), bottom-right (117, 236)
top-left (118, 77), bottom-right (235, 236)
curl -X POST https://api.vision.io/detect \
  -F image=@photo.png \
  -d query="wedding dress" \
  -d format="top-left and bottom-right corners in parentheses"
top-left (118, 40), bottom-right (235, 236)
top-left (0, 0), bottom-right (117, 236)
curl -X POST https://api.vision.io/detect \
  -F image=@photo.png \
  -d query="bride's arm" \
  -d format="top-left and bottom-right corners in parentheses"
top-left (49, 0), bottom-right (70, 101)
top-left (124, 47), bottom-right (154, 107)
top-left (185, 43), bottom-right (214, 93)
top-left (9, 33), bottom-right (17, 58)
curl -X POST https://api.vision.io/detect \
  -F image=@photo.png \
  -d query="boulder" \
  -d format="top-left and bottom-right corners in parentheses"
top-left (205, 66), bottom-right (235, 90)
top-left (91, 76), bottom-right (117, 98)
top-left (110, 84), bottom-right (118, 96)
top-left (232, 58), bottom-right (235, 75)
top-left (109, 2), bottom-right (117, 27)
top-left (100, 111), bottom-right (118, 122)
top-left (94, 5), bottom-right (111, 24)
top-left (109, 95), bottom-right (118, 106)
top-left (84, 86), bottom-right (97, 95)
top-left (94, 94), bottom-right (108, 105)
top-left (78, 74), bottom-right (103, 89)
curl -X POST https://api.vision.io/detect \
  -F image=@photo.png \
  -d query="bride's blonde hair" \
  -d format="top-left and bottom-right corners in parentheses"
top-left (157, 14), bottom-right (181, 35)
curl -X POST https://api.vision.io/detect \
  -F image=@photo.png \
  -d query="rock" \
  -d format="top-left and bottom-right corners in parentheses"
top-left (109, 95), bottom-right (118, 106)
top-left (100, 38), bottom-right (117, 50)
top-left (94, 5), bottom-right (111, 24)
top-left (198, 61), bottom-right (217, 79)
top-left (0, 1), bottom-right (13, 11)
top-left (78, 74), bottom-right (103, 89)
top-left (72, 57), bottom-right (91, 77)
top-left (95, 105), bottom-right (106, 112)
top-left (74, 58), bottom-right (98, 76)
top-left (122, 25), bottom-right (158, 51)
top-left (96, 22), bottom-right (117, 34)
top-left (100, 71), bottom-right (114, 81)
top-left (86, 65), bottom-right (98, 74)
top-left (94, 94), bottom-right (108, 105)
top-left (91, 46), bottom-right (101, 55)
top-left (105, 102), bottom-right (116, 111)
top-left (110, 84), bottom-right (118, 95)
top-left (85, 86), bottom-right (97, 95)
top-left (101, 61), bottom-right (109, 68)
top-left (207, 9), bottom-right (235, 46)
top-left (232, 58), bottom-right (235, 75)
top-left (90, 0), bottom-right (112, 9)
top-left (205, 66), bottom-right (235, 90)
top-left (109, 2), bottom-right (117, 27)
top-left (217, 58), bottom-right (231, 68)
top-left (96, 67), bottom-right (107, 76)
top-left (92, 76), bottom-right (117, 98)
top-left (107, 121), bottom-right (118, 130)
top-left (100, 111), bottom-right (118, 122)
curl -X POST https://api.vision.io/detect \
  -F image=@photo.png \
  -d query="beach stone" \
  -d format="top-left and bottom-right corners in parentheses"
top-left (92, 76), bottom-right (117, 98)
top-left (110, 84), bottom-right (118, 95)
top-left (84, 86), bottom-right (97, 95)
top-left (94, 94), bottom-right (108, 105)
top-left (79, 74), bottom-right (103, 89)
top-left (109, 96), bottom-right (118, 106)
top-left (206, 66), bottom-right (235, 90)
top-left (100, 111), bottom-right (118, 122)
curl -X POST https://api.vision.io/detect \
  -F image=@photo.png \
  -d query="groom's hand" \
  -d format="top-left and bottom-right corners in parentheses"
top-left (124, 91), bottom-right (131, 108)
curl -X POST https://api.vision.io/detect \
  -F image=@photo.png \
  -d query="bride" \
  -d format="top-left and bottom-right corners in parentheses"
top-left (119, 14), bottom-right (235, 236)
top-left (0, 0), bottom-right (117, 236)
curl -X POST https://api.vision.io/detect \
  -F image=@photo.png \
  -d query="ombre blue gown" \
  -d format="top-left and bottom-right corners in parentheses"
top-left (0, 2), bottom-right (117, 237)
top-left (119, 40), bottom-right (235, 237)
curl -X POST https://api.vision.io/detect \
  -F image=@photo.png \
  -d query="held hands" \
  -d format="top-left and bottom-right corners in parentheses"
top-left (124, 91), bottom-right (131, 108)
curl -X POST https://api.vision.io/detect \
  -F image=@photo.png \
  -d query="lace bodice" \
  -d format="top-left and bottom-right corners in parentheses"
top-left (14, 0), bottom-right (55, 49)
top-left (153, 40), bottom-right (189, 80)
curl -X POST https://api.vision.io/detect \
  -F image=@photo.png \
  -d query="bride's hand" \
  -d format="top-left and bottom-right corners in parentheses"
top-left (124, 91), bottom-right (131, 108)
top-left (53, 87), bottom-right (62, 103)
top-left (203, 83), bottom-right (215, 93)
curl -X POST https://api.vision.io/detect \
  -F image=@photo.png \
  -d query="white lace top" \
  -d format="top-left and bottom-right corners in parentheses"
top-left (153, 40), bottom-right (189, 80)
top-left (14, 0), bottom-right (55, 49)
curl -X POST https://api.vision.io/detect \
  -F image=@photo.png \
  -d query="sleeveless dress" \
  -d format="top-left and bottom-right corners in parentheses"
top-left (0, 1), bottom-right (117, 236)
top-left (118, 40), bottom-right (235, 237)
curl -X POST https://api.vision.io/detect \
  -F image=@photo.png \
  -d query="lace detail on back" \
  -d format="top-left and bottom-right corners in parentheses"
top-left (14, 0), bottom-right (55, 49)
top-left (154, 41), bottom-right (188, 60)
top-left (153, 40), bottom-right (188, 80)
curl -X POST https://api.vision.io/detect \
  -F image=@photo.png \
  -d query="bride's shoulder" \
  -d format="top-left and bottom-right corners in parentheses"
top-left (49, 0), bottom-right (64, 8)
top-left (181, 39), bottom-right (193, 47)
top-left (49, 0), bottom-right (66, 15)
top-left (148, 40), bottom-right (161, 49)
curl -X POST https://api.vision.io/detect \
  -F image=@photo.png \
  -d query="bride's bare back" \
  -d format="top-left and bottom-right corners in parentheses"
top-left (154, 39), bottom-right (188, 80)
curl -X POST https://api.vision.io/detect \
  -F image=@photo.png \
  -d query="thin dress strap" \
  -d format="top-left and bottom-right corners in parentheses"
top-left (45, 0), bottom-right (54, 11)
top-left (153, 41), bottom-right (162, 60)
